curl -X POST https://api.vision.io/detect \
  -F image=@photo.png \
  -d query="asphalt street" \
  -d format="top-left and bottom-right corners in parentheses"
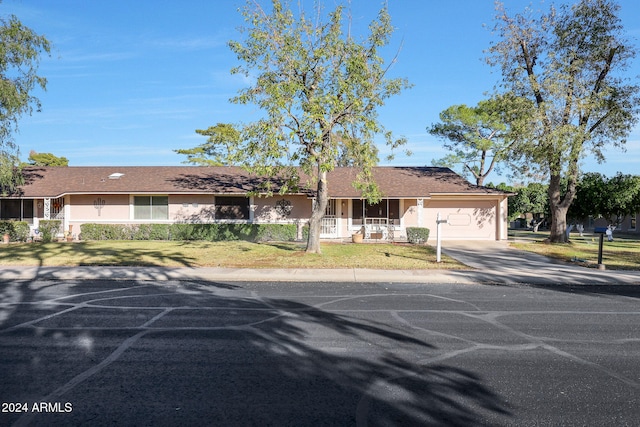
top-left (1, 278), bottom-right (639, 426)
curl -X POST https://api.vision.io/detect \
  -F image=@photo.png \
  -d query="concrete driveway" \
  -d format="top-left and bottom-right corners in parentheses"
top-left (440, 240), bottom-right (640, 285)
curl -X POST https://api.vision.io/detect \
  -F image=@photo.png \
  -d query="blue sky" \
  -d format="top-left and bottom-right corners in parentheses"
top-left (3, 0), bottom-right (640, 184)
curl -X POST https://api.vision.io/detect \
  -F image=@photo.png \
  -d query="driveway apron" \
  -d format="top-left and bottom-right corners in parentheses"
top-left (440, 240), bottom-right (640, 285)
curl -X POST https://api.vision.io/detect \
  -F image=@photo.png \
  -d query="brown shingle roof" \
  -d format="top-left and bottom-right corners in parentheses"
top-left (14, 166), bottom-right (505, 198)
top-left (327, 167), bottom-right (503, 198)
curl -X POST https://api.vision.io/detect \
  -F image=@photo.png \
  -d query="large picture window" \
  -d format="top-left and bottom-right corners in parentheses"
top-left (215, 196), bottom-right (249, 220)
top-left (134, 196), bottom-right (168, 220)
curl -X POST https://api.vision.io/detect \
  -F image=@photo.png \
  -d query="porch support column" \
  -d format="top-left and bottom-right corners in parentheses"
top-left (44, 198), bottom-right (51, 220)
top-left (337, 199), bottom-right (343, 238)
top-left (417, 198), bottom-right (423, 227)
top-left (31, 200), bottom-right (39, 232)
top-left (64, 196), bottom-right (71, 232)
top-left (498, 197), bottom-right (507, 240)
top-left (249, 196), bottom-right (255, 223)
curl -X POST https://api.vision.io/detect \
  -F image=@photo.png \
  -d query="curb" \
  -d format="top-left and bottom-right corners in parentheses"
top-left (0, 266), bottom-right (638, 285)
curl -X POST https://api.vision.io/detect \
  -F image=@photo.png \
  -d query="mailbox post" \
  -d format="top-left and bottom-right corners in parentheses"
top-left (594, 227), bottom-right (607, 270)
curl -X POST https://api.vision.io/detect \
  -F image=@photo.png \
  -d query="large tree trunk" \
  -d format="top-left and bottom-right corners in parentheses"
top-left (547, 173), bottom-right (566, 243)
top-left (306, 169), bottom-right (329, 254)
top-left (548, 202), bottom-right (569, 243)
top-left (547, 171), bottom-right (577, 243)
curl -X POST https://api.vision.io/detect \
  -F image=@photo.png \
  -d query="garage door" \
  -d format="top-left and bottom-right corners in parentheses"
top-left (424, 200), bottom-right (497, 240)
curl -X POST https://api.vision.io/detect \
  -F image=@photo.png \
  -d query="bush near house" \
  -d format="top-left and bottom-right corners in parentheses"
top-left (406, 227), bottom-right (430, 244)
top-left (0, 221), bottom-right (30, 242)
top-left (38, 220), bottom-right (62, 243)
top-left (80, 223), bottom-right (132, 241)
top-left (79, 223), bottom-right (308, 243)
top-left (253, 223), bottom-right (307, 242)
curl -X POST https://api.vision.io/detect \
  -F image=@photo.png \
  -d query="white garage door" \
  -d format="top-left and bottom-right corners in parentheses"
top-left (424, 200), bottom-right (497, 240)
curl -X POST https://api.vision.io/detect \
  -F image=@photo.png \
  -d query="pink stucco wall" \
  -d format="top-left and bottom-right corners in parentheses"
top-left (70, 194), bottom-right (130, 221)
top-left (66, 194), bottom-right (315, 225)
top-left (253, 195), bottom-right (312, 222)
top-left (169, 194), bottom-right (215, 222)
top-left (402, 199), bottom-right (419, 226)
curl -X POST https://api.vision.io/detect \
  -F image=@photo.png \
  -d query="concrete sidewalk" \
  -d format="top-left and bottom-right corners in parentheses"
top-left (1, 240), bottom-right (638, 285)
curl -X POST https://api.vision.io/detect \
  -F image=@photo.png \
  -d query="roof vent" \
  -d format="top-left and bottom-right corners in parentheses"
top-left (108, 173), bottom-right (125, 180)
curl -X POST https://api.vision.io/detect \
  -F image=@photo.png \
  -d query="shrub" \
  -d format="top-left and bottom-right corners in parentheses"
top-left (254, 223), bottom-right (299, 242)
top-left (39, 220), bottom-right (62, 243)
top-left (131, 224), bottom-right (152, 240)
top-left (406, 227), bottom-right (430, 244)
top-left (80, 223), bottom-right (132, 240)
top-left (143, 224), bottom-right (172, 240)
top-left (218, 224), bottom-right (255, 241)
top-left (12, 221), bottom-right (30, 242)
top-left (0, 220), bottom-right (30, 242)
top-left (170, 223), bottom-right (219, 241)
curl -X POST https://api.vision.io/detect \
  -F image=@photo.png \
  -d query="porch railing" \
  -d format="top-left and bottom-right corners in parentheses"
top-left (352, 218), bottom-right (400, 226)
top-left (321, 216), bottom-right (337, 236)
top-left (366, 217), bottom-right (387, 227)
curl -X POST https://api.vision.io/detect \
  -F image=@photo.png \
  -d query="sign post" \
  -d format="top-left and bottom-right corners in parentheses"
top-left (436, 212), bottom-right (448, 263)
top-left (594, 227), bottom-right (607, 270)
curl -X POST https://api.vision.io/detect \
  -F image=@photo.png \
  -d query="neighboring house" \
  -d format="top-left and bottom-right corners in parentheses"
top-left (582, 215), bottom-right (639, 234)
top-left (0, 166), bottom-right (511, 242)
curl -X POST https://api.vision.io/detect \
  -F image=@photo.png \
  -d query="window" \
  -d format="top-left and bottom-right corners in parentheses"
top-left (215, 196), bottom-right (249, 220)
top-left (0, 199), bottom-right (34, 220)
top-left (631, 217), bottom-right (637, 230)
top-left (134, 196), bottom-right (168, 220)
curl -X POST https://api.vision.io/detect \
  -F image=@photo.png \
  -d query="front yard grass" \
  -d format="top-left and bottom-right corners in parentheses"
top-left (0, 240), bottom-right (467, 270)
top-left (510, 231), bottom-right (640, 270)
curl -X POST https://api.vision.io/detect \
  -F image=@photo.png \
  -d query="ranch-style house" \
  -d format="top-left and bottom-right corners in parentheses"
top-left (0, 166), bottom-right (511, 242)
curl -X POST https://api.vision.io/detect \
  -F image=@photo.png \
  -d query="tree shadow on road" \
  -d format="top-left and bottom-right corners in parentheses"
top-left (0, 277), bottom-right (512, 426)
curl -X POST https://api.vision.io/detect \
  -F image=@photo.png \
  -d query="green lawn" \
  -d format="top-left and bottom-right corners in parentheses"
top-left (0, 240), bottom-right (467, 270)
top-left (510, 230), bottom-right (640, 270)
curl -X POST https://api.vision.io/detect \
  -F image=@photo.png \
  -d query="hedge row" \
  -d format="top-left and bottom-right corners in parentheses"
top-left (2, 221), bottom-right (428, 244)
top-left (406, 227), bottom-right (430, 244)
top-left (79, 223), bottom-right (308, 242)
top-left (0, 221), bottom-right (31, 242)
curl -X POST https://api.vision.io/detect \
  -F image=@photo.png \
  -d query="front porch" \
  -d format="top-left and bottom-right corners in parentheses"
top-left (320, 198), bottom-right (407, 241)
top-left (321, 216), bottom-right (404, 242)
top-left (0, 197), bottom-right (67, 238)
